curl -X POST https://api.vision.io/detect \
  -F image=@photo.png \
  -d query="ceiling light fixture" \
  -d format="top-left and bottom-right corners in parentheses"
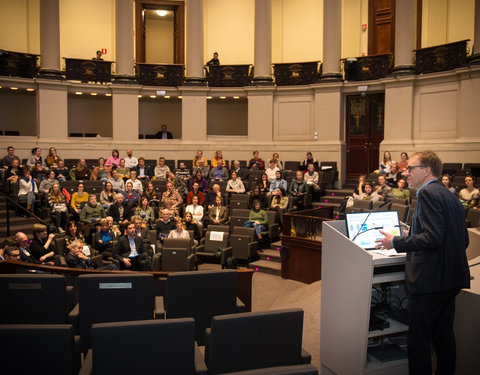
top-left (75, 92), bottom-right (82, 95)
top-left (178, 95), bottom-right (183, 99)
top-left (150, 95), bottom-right (156, 98)
top-left (164, 95), bottom-right (170, 99)
top-left (90, 93), bottom-right (97, 96)
top-left (156, 10), bottom-right (168, 16)
top-left (105, 93), bottom-right (112, 96)
top-left (233, 96), bottom-right (240, 99)
top-left (10, 87), bottom-right (18, 90)
top-left (26, 88), bottom-right (35, 92)
top-left (206, 96), bottom-right (212, 99)
top-left (138, 95), bottom-right (143, 98)
top-left (220, 96), bottom-right (226, 99)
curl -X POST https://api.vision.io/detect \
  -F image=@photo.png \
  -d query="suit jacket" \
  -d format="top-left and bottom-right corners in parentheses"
top-left (114, 235), bottom-right (148, 261)
top-left (107, 203), bottom-right (132, 223)
top-left (65, 252), bottom-right (96, 269)
top-left (155, 131), bottom-right (173, 139)
top-left (392, 180), bottom-right (470, 294)
top-left (132, 165), bottom-right (153, 179)
top-left (208, 205), bottom-right (229, 224)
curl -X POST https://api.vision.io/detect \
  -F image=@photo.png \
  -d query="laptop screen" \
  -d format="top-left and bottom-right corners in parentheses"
top-left (345, 211), bottom-right (401, 250)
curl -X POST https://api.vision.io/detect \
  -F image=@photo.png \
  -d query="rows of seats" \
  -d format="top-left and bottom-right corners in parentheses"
top-left (0, 271), bottom-right (318, 375)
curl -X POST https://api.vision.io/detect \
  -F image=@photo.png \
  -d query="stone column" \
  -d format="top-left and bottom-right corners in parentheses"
top-left (185, 0), bottom-right (205, 85)
top-left (471, 0), bottom-right (480, 65)
top-left (392, 0), bottom-right (416, 74)
top-left (253, 0), bottom-right (273, 84)
top-left (39, 0), bottom-right (62, 79)
top-left (320, 0), bottom-right (342, 81)
top-left (115, 0), bottom-right (135, 82)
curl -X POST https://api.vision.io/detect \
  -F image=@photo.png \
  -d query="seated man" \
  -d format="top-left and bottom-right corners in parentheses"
top-left (374, 174), bottom-right (391, 199)
top-left (3, 246), bottom-right (20, 261)
top-left (230, 160), bottom-right (247, 180)
top-left (209, 160), bottom-right (228, 181)
top-left (108, 169), bottom-right (125, 193)
top-left (205, 183), bottom-right (223, 210)
top-left (80, 195), bottom-right (106, 225)
top-left (124, 149), bottom-right (138, 169)
top-left (39, 170), bottom-right (59, 194)
top-left (66, 240), bottom-right (118, 270)
top-left (187, 182), bottom-right (205, 205)
top-left (155, 209), bottom-right (176, 243)
top-left (161, 182), bottom-right (183, 212)
top-left (132, 157), bottom-right (153, 181)
top-left (192, 159), bottom-right (209, 179)
top-left (1, 146), bottom-right (20, 169)
top-left (155, 124), bottom-right (173, 139)
top-left (175, 162), bottom-right (190, 197)
top-left (131, 215), bottom-right (151, 245)
top-left (107, 194), bottom-right (132, 226)
top-left (207, 196), bottom-right (229, 226)
top-left (288, 171), bottom-right (309, 209)
top-left (265, 160), bottom-right (280, 183)
top-left (114, 222), bottom-right (152, 271)
top-left (303, 164), bottom-right (321, 193)
top-left (154, 157), bottom-right (170, 180)
top-left (54, 159), bottom-right (70, 181)
top-left (248, 151), bottom-right (264, 170)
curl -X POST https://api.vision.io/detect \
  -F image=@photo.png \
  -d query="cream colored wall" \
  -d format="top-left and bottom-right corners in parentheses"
top-left (59, 0), bottom-right (115, 68)
top-left (274, 93), bottom-right (314, 140)
top-left (68, 94), bottom-right (112, 137)
top-left (271, 0), bottom-right (323, 63)
top-left (0, 91), bottom-right (36, 135)
top-left (341, 0), bottom-right (368, 58)
top-left (421, 0), bottom-right (475, 48)
top-left (207, 100), bottom-right (248, 135)
top-left (139, 99), bottom-right (182, 136)
top-left (203, 0), bottom-right (254, 64)
top-left (0, 0), bottom-right (40, 54)
top-left (145, 18), bottom-right (174, 64)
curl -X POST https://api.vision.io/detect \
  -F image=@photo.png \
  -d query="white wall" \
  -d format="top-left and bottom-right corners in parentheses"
top-left (145, 17), bottom-right (174, 64)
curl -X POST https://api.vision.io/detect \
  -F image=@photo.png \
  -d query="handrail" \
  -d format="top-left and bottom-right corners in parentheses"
top-left (282, 207), bottom-right (334, 240)
top-left (0, 190), bottom-right (49, 237)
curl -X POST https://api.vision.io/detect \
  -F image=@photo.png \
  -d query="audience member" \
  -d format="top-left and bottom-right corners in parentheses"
top-left (248, 151), bottom-right (264, 170)
top-left (26, 147), bottom-right (46, 169)
top-left (185, 195), bottom-right (204, 224)
top-left (123, 182), bottom-right (140, 208)
top-left (300, 152), bottom-right (318, 171)
top-left (288, 171), bottom-right (308, 209)
top-left (108, 169), bottom-right (125, 192)
top-left (441, 174), bottom-right (456, 194)
top-left (211, 150), bottom-right (227, 168)
top-left (207, 196), bottom-right (228, 226)
top-left (205, 183), bottom-right (222, 209)
top-left (249, 185), bottom-right (269, 210)
top-left (65, 222), bottom-right (86, 247)
top-left (265, 160), bottom-right (280, 183)
top-left (48, 183), bottom-right (69, 232)
top-left (154, 157), bottom-right (170, 180)
top-left (3, 245), bottom-right (20, 261)
top-left (91, 157), bottom-right (109, 183)
top-left (187, 182), bottom-right (204, 205)
top-left (269, 170), bottom-right (287, 196)
top-left (99, 181), bottom-right (117, 210)
top-left (115, 158), bottom-right (130, 180)
top-left (155, 124), bottom-right (173, 139)
top-left (184, 211), bottom-right (201, 245)
top-left (131, 215), bottom-right (151, 243)
top-left (132, 157), bottom-right (152, 181)
top-left (378, 151), bottom-right (394, 175)
top-left (230, 160), bottom-right (247, 180)
top-left (126, 170), bottom-right (143, 195)
top-left (124, 149), bottom-right (138, 169)
top-left (270, 187), bottom-right (288, 227)
top-left (374, 175), bottom-right (391, 198)
top-left (144, 181), bottom-right (160, 212)
top-left (226, 171), bottom-right (245, 194)
top-left (66, 240), bottom-right (118, 270)
top-left (30, 224), bottom-right (56, 264)
top-left (193, 150), bottom-right (208, 168)
top-left (385, 163), bottom-right (402, 188)
top-left (161, 182), bottom-right (183, 211)
top-left (93, 50), bottom-right (103, 60)
top-left (70, 182), bottom-right (89, 217)
top-left (105, 149), bottom-right (120, 168)
top-left (257, 173), bottom-right (270, 195)
top-left (389, 178), bottom-right (411, 200)
top-left (266, 152), bottom-right (283, 170)
top-left (80, 195), bottom-right (106, 240)
top-left (15, 232), bottom-right (38, 264)
top-left (356, 182), bottom-right (378, 202)
top-left (46, 147), bottom-right (61, 168)
top-left (192, 159), bottom-right (209, 179)
top-left (206, 52), bottom-right (220, 65)
top-left (135, 196), bottom-right (155, 227)
top-left (30, 161), bottom-right (46, 180)
top-left (1, 146), bottom-right (20, 168)
top-left (168, 217), bottom-right (190, 239)
top-left (115, 221), bottom-right (152, 271)
top-left (4, 158), bottom-right (20, 187)
top-left (458, 176), bottom-right (479, 208)
top-left (39, 170), bottom-right (59, 194)
top-left (95, 219), bottom-right (114, 260)
top-left (398, 152), bottom-right (409, 174)
top-left (304, 164), bottom-right (321, 193)
top-left (54, 160), bottom-right (69, 181)
top-left (243, 199), bottom-right (268, 243)
top-left (156, 209), bottom-right (176, 242)
top-left (18, 168), bottom-right (38, 212)
top-left (75, 159), bottom-right (92, 181)
top-left (175, 162), bottom-right (191, 196)
top-left (209, 160), bottom-right (228, 181)
top-left (190, 170), bottom-right (208, 192)
top-left (352, 174), bottom-right (366, 199)
top-left (108, 193), bottom-right (132, 226)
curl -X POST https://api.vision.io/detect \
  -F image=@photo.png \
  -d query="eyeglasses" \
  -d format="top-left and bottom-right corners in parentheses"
top-left (406, 165), bottom-right (426, 172)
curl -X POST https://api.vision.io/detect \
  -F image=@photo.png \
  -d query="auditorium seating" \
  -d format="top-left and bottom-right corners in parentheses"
top-left (195, 230), bottom-right (232, 268)
top-left (78, 318), bottom-right (207, 375)
top-left (153, 238), bottom-right (195, 271)
top-left (230, 227), bottom-right (258, 264)
top-left (204, 308), bottom-right (312, 374)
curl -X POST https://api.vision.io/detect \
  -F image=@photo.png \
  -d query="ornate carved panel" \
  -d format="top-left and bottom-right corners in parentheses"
top-left (415, 40), bottom-right (468, 75)
top-left (0, 50), bottom-right (39, 78)
top-left (206, 65), bottom-right (252, 87)
top-left (273, 62), bottom-right (320, 86)
top-left (344, 54), bottom-right (392, 81)
top-left (64, 58), bottom-right (112, 83)
top-left (136, 63), bottom-right (184, 86)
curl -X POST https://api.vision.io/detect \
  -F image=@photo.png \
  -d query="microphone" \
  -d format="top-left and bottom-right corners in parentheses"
top-left (351, 200), bottom-right (391, 242)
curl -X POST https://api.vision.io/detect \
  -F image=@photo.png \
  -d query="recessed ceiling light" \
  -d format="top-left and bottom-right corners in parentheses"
top-left (105, 93), bottom-right (112, 96)
top-left (178, 95), bottom-right (182, 99)
top-left (138, 95), bottom-right (142, 98)
top-left (220, 96), bottom-right (226, 99)
top-left (150, 95), bottom-right (156, 98)
top-left (206, 96), bottom-right (212, 99)
top-left (156, 10), bottom-right (168, 16)
top-left (233, 96), bottom-right (240, 99)
top-left (26, 88), bottom-right (35, 92)
top-left (90, 92), bottom-right (97, 96)
top-left (10, 87), bottom-right (18, 90)
top-left (75, 92), bottom-right (82, 95)
top-left (164, 95), bottom-right (170, 99)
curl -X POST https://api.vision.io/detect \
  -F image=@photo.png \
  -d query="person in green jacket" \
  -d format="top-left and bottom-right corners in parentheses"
top-left (243, 199), bottom-right (268, 241)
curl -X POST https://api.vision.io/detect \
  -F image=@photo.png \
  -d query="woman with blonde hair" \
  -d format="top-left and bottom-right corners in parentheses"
top-left (47, 183), bottom-right (69, 232)
top-left (168, 217), bottom-right (190, 239)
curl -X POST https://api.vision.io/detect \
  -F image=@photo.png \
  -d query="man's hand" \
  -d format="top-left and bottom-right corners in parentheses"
top-left (375, 230), bottom-right (394, 250)
top-left (48, 233), bottom-right (56, 240)
top-left (123, 258), bottom-right (131, 267)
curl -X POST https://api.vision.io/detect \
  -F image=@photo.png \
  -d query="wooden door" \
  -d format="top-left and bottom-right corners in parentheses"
top-left (346, 94), bottom-right (385, 178)
top-left (368, 0), bottom-right (395, 55)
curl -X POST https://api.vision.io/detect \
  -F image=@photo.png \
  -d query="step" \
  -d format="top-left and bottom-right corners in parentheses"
top-left (312, 201), bottom-right (340, 209)
top-left (318, 196), bottom-right (345, 204)
top-left (342, 183), bottom-right (357, 190)
top-left (259, 249), bottom-right (281, 263)
top-left (270, 240), bottom-right (282, 251)
top-left (249, 259), bottom-right (281, 276)
top-left (325, 188), bottom-right (352, 197)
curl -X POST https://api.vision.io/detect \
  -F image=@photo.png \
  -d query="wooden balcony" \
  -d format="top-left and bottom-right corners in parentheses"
top-left (415, 39), bottom-right (469, 75)
top-left (0, 49), bottom-right (39, 79)
top-left (136, 63), bottom-right (184, 86)
top-left (205, 65), bottom-right (252, 87)
top-left (64, 58), bottom-right (112, 83)
top-left (273, 61), bottom-right (320, 86)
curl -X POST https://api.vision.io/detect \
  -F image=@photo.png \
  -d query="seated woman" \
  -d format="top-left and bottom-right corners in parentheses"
top-left (356, 182), bottom-right (379, 202)
top-left (243, 199), bottom-right (268, 242)
top-left (459, 176), bottom-right (480, 208)
top-left (95, 218), bottom-right (115, 260)
top-left (126, 170), bottom-right (143, 195)
top-left (65, 221), bottom-right (86, 247)
top-left (135, 196), bottom-right (155, 228)
top-left (269, 187), bottom-right (288, 228)
top-left (389, 178), bottom-right (410, 201)
top-left (30, 161), bottom-right (45, 181)
top-left (248, 186), bottom-right (269, 210)
top-left (184, 211), bottom-right (201, 246)
top-left (193, 150), bottom-right (208, 168)
top-left (91, 157), bottom-right (110, 183)
top-left (211, 150), bottom-right (227, 169)
top-left (144, 181), bottom-right (161, 213)
top-left (70, 182), bottom-right (89, 218)
top-left (226, 171), bottom-right (246, 194)
top-left (300, 151), bottom-right (318, 171)
top-left (46, 147), bottom-right (61, 168)
top-left (378, 151), bottom-right (394, 175)
top-left (397, 152), bottom-right (409, 174)
top-left (99, 181), bottom-right (117, 210)
top-left (441, 174), bottom-right (456, 194)
top-left (105, 149), bottom-right (120, 168)
top-left (266, 152), bottom-right (283, 170)
top-left (207, 196), bottom-right (229, 226)
top-left (185, 195), bottom-right (204, 228)
top-left (115, 158), bottom-right (130, 181)
top-left (26, 147), bottom-right (46, 169)
top-left (257, 173), bottom-right (270, 195)
top-left (190, 170), bottom-right (208, 192)
top-left (304, 164), bottom-right (320, 193)
top-left (4, 158), bottom-right (20, 192)
top-left (39, 170), bottom-right (59, 194)
top-left (30, 223), bottom-right (56, 264)
top-left (123, 181), bottom-right (139, 209)
top-left (385, 163), bottom-right (402, 188)
top-left (75, 159), bottom-right (92, 181)
top-left (47, 183), bottom-right (69, 233)
top-left (168, 217), bottom-right (190, 239)
top-left (18, 168), bottom-right (38, 212)
top-left (352, 174), bottom-right (366, 199)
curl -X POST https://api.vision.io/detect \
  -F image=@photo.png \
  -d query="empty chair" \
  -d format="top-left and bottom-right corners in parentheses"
top-left (372, 200), bottom-right (391, 211)
top-left (0, 274), bottom-right (72, 325)
top-left (154, 238), bottom-right (195, 271)
top-left (73, 274), bottom-right (162, 353)
top-left (195, 230), bottom-right (232, 268)
top-left (389, 197), bottom-right (408, 206)
top-left (466, 208), bottom-right (480, 228)
top-left (161, 270), bottom-right (245, 345)
top-left (353, 199), bottom-right (373, 212)
top-left (442, 162), bottom-right (462, 175)
top-left (230, 227), bottom-right (258, 263)
top-left (0, 324), bottom-right (81, 375)
top-left (205, 308), bottom-right (312, 374)
top-left (284, 161), bottom-right (300, 171)
top-left (391, 203), bottom-right (409, 222)
top-left (78, 319), bottom-right (207, 375)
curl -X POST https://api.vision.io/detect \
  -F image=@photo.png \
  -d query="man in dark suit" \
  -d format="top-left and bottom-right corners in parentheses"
top-left (155, 124), bottom-right (173, 139)
top-left (377, 151), bottom-right (470, 375)
top-left (114, 222), bottom-right (152, 271)
top-left (65, 240), bottom-right (118, 270)
top-left (132, 157), bottom-right (153, 181)
top-left (108, 194), bottom-right (132, 227)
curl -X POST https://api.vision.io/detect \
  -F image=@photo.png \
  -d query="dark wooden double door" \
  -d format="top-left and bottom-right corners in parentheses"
top-left (346, 94), bottom-right (385, 178)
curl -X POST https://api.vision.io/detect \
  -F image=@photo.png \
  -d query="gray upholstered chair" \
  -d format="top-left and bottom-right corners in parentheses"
top-left (0, 324), bottom-right (81, 375)
top-left (159, 270), bottom-right (245, 345)
top-left (391, 203), bottom-right (409, 222)
top-left (71, 274), bottom-right (162, 353)
top-left (78, 318), bottom-right (207, 375)
top-left (230, 226), bottom-right (258, 263)
top-left (195, 230), bottom-right (232, 268)
top-left (153, 238), bottom-right (195, 271)
top-left (204, 308), bottom-right (312, 374)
